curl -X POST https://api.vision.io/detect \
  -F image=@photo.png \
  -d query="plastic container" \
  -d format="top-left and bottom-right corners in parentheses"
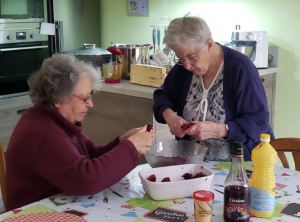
top-left (138, 164), bottom-right (213, 200)
top-left (193, 190), bottom-right (214, 222)
top-left (223, 141), bottom-right (250, 222)
top-left (250, 134), bottom-right (277, 218)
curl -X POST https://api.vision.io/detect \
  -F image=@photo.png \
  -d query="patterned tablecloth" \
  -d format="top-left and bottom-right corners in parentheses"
top-left (0, 161), bottom-right (299, 222)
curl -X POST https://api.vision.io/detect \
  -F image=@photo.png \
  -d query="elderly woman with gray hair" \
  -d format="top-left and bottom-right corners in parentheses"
top-left (5, 53), bottom-right (154, 211)
top-left (153, 15), bottom-right (274, 161)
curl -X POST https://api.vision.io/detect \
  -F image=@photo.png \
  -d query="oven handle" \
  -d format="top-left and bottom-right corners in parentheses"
top-left (0, 45), bottom-right (48, 52)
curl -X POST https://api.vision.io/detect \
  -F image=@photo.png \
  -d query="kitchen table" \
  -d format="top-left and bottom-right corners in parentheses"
top-left (0, 161), bottom-right (299, 222)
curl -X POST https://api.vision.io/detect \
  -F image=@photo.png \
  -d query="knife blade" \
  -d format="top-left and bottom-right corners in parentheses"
top-left (108, 187), bottom-right (123, 198)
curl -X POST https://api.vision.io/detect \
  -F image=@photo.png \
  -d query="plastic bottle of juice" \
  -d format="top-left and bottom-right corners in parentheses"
top-left (250, 134), bottom-right (277, 218)
top-left (223, 141), bottom-right (250, 222)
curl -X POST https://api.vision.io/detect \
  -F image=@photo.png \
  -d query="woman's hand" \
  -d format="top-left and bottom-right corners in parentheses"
top-left (162, 108), bottom-right (194, 138)
top-left (119, 127), bottom-right (140, 142)
top-left (125, 124), bottom-right (155, 155)
top-left (183, 121), bottom-right (227, 140)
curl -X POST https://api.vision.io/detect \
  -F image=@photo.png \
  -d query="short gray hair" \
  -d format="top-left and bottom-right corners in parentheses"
top-left (163, 15), bottom-right (212, 51)
top-left (28, 53), bottom-right (102, 106)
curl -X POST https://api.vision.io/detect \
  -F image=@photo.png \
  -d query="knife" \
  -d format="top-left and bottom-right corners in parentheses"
top-left (108, 187), bottom-right (123, 198)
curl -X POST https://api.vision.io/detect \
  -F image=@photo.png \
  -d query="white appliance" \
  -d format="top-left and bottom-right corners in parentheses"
top-left (231, 31), bottom-right (268, 68)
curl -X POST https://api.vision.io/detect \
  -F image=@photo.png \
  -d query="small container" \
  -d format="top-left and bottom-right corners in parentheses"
top-left (102, 62), bottom-right (122, 84)
top-left (193, 190), bottom-right (214, 222)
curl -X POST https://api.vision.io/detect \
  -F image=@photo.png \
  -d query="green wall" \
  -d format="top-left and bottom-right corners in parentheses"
top-left (100, 0), bottom-right (300, 142)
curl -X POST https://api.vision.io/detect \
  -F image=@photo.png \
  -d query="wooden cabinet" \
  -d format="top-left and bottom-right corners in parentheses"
top-left (261, 73), bottom-right (276, 129)
top-left (0, 95), bottom-right (32, 151)
top-left (82, 91), bottom-right (153, 164)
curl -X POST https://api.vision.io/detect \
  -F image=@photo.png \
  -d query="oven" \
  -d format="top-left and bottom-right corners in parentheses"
top-left (0, 22), bottom-right (49, 99)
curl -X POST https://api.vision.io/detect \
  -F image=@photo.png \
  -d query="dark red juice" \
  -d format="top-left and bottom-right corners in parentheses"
top-left (223, 185), bottom-right (250, 222)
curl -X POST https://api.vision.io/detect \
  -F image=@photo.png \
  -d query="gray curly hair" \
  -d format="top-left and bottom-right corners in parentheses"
top-left (163, 15), bottom-right (212, 51)
top-left (28, 53), bottom-right (102, 106)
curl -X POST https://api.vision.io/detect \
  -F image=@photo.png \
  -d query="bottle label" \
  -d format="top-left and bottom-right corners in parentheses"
top-left (224, 186), bottom-right (250, 221)
top-left (250, 187), bottom-right (275, 212)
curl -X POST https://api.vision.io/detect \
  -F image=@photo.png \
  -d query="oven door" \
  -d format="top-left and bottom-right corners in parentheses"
top-left (0, 41), bottom-right (49, 98)
top-left (0, 0), bottom-right (44, 22)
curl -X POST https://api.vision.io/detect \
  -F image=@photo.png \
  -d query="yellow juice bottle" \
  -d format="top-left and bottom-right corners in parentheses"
top-left (250, 134), bottom-right (277, 218)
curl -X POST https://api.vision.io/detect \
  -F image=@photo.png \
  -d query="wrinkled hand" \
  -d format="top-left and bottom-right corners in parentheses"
top-left (166, 115), bottom-right (188, 138)
top-left (126, 124), bottom-right (155, 155)
top-left (183, 121), bottom-right (226, 140)
top-left (119, 127), bottom-right (140, 142)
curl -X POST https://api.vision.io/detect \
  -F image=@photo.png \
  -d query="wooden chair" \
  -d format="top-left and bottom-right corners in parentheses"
top-left (270, 138), bottom-right (300, 171)
top-left (0, 140), bottom-right (6, 213)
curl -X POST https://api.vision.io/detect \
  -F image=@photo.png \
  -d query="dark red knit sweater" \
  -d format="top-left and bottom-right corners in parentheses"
top-left (5, 105), bottom-right (139, 211)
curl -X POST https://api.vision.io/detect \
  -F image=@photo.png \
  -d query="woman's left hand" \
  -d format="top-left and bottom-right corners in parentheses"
top-left (183, 121), bottom-right (227, 140)
top-left (119, 124), bottom-right (155, 142)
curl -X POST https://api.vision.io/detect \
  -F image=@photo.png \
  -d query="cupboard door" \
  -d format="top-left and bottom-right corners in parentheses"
top-left (0, 95), bottom-right (32, 151)
top-left (82, 91), bottom-right (153, 164)
top-left (261, 73), bottom-right (276, 129)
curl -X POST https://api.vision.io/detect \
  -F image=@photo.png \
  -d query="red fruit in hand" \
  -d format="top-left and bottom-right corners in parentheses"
top-left (146, 123), bottom-right (153, 132)
top-left (181, 122), bottom-right (195, 130)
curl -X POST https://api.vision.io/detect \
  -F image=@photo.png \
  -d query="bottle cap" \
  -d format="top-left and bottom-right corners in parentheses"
top-left (260, 134), bottom-right (271, 142)
top-left (232, 141), bottom-right (243, 156)
top-left (193, 190), bottom-right (214, 201)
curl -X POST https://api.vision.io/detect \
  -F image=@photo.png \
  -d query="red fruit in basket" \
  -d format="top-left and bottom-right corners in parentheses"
top-left (161, 177), bottom-right (171, 182)
top-left (182, 173), bottom-right (193, 180)
top-left (146, 123), bottom-right (153, 132)
top-left (147, 174), bottom-right (156, 182)
top-left (193, 172), bottom-right (205, 178)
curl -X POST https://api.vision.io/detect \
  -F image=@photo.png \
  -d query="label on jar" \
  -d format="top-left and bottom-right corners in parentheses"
top-left (194, 199), bottom-right (213, 222)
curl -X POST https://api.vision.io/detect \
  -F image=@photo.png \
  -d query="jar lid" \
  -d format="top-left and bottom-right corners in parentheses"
top-left (193, 190), bottom-right (214, 201)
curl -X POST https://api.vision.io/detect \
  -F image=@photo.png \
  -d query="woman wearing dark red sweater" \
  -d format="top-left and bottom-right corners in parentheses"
top-left (5, 54), bottom-right (154, 211)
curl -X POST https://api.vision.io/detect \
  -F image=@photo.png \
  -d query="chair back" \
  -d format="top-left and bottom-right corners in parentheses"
top-left (0, 140), bottom-right (6, 212)
top-left (270, 138), bottom-right (300, 171)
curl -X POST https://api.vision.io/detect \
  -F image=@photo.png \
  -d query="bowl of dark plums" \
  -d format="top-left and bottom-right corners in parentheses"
top-left (139, 164), bottom-right (214, 200)
top-left (144, 139), bottom-right (208, 168)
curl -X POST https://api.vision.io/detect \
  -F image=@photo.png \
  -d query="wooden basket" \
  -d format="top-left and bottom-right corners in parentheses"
top-left (130, 64), bottom-right (166, 87)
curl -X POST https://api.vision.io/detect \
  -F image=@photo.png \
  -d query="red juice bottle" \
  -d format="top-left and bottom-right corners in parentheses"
top-left (223, 141), bottom-right (250, 222)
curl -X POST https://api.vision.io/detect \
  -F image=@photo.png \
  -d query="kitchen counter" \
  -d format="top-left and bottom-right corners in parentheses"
top-left (101, 67), bottom-right (278, 99)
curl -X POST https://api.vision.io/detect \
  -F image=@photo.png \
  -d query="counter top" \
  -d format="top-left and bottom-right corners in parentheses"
top-left (101, 67), bottom-right (278, 99)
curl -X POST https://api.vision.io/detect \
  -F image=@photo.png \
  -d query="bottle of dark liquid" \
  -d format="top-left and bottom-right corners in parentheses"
top-left (223, 141), bottom-right (250, 222)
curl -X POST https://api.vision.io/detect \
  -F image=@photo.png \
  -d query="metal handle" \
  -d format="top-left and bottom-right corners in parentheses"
top-left (16, 109), bottom-right (26, 115)
top-left (0, 45), bottom-right (48, 52)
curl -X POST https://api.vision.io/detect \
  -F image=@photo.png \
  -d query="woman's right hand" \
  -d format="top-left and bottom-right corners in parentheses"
top-left (127, 125), bottom-right (155, 155)
top-left (162, 109), bottom-right (187, 138)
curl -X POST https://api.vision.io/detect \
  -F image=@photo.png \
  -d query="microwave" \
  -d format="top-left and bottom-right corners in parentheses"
top-left (0, 0), bottom-right (44, 23)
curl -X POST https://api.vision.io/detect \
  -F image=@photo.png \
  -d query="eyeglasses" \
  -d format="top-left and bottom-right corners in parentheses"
top-left (72, 90), bottom-right (95, 103)
top-left (177, 51), bottom-right (202, 66)
top-left (176, 44), bottom-right (207, 66)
